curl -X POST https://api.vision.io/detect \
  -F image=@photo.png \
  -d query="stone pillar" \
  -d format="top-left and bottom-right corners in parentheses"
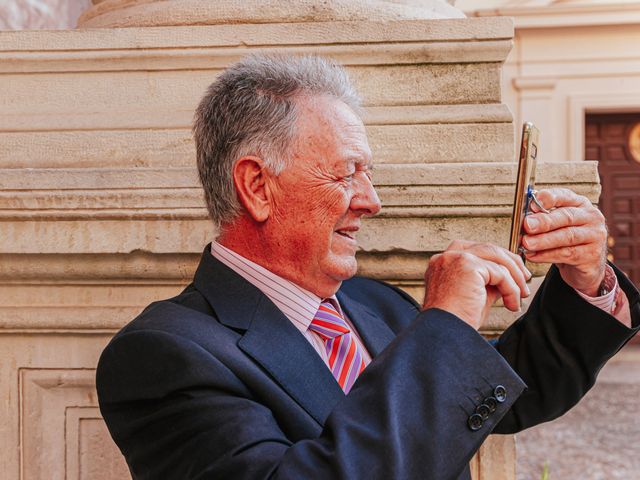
top-left (0, 2), bottom-right (600, 478)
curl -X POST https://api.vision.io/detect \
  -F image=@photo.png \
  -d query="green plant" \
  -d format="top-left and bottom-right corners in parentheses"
top-left (540, 462), bottom-right (549, 480)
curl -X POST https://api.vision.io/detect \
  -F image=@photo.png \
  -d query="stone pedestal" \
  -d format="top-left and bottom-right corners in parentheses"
top-left (77, 0), bottom-right (465, 27)
top-left (0, 6), bottom-right (600, 479)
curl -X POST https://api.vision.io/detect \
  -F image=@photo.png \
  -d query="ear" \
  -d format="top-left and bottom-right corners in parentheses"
top-left (232, 156), bottom-right (271, 222)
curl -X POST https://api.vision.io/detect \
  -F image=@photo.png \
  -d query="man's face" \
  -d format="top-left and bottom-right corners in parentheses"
top-left (265, 95), bottom-right (381, 298)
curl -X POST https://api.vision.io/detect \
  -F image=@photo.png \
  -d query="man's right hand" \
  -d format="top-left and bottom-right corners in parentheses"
top-left (422, 240), bottom-right (532, 330)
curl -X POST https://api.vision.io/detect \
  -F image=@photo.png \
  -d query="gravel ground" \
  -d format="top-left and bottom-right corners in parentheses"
top-left (516, 344), bottom-right (640, 480)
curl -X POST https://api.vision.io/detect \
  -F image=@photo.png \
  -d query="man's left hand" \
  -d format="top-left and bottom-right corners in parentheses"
top-left (522, 188), bottom-right (608, 297)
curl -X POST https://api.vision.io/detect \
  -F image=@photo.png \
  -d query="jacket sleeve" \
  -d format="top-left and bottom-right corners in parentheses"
top-left (97, 309), bottom-right (525, 480)
top-left (493, 263), bottom-right (640, 434)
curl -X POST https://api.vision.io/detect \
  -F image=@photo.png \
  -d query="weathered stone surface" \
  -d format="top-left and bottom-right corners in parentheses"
top-left (367, 122), bottom-right (513, 163)
top-left (78, 0), bottom-right (465, 28)
top-left (472, 435), bottom-right (516, 480)
top-left (0, 337), bottom-right (130, 479)
top-left (0, 162), bottom-right (600, 254)
top-left (0, 120), bottom-right (513, 168)
top-left (0, 162), bottom-right (600, 203)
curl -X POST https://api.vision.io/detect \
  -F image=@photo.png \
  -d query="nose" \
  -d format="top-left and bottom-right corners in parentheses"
top-left (351, 172), bottom-right (381, 216)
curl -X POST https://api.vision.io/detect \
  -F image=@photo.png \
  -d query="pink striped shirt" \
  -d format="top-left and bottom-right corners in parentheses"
top-left (575, 264), bottom-right (625, 316)
top-left (211, 242), bottom-right (372, 367)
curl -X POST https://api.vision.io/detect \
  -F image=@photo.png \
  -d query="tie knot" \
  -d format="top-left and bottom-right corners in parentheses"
top-left (309, 300), bottom-right (349, 340)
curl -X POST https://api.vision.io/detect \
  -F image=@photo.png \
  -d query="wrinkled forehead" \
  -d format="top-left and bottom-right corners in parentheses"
top-left (293, 95), bottom-right (373, 168)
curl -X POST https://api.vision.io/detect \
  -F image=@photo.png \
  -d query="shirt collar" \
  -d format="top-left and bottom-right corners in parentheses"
top-left (211, 241), bottom-right (340, 333)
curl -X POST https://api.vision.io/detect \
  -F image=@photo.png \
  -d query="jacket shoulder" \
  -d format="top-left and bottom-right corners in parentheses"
top-left (113, 284), bottom-right (218, 341)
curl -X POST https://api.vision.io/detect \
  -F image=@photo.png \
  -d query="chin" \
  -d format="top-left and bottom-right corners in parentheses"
top-left (328, 256), bottom-right (358, 282)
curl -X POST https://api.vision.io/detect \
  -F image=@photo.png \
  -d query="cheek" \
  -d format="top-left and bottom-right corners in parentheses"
top-left (296, 184), bottom-right (350, 224)
top-left (312, 185), bottom-right (351, 217)
top-left (274, 183), bottom-right (351, 248)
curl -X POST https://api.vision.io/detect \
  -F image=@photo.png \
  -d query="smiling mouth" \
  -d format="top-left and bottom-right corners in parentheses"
top-left (335, 228), bottom-right (358, 240)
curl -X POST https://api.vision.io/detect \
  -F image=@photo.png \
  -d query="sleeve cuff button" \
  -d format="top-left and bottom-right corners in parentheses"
top-left (476, 404), bottom-right (491, 420)
top-left (467, 413), bottom-right (484, 431)
top-left (484, 396), bottom-right (498, 413)
top-left (494, 385), bottom-right (507, 403)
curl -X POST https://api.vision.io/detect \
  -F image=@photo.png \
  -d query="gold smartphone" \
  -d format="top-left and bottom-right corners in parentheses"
top-left (509, 122), bottom-right (541, 260)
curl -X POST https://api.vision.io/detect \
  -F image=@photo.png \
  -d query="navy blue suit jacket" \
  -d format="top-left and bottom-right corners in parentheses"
top-left (97, 245), bottom-right (640, 479)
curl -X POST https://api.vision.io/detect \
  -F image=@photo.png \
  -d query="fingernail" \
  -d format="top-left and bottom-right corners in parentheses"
top-left (526, 217), bottom-right (539, 230)
top-left (525, 284), bottom-right (531, 296)
top-left (525, 268), bottom-right (532, 279)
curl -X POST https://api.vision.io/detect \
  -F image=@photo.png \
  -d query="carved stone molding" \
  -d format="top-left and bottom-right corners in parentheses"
top-left (0, 161), bottom-right (599, 336)
top-left (17, 368), bottom-right (128, 479)
top-left (0, 162), bottom-right (599, 250)
top-left (65, 406), bottom-right (130, 480)
top-left (470, 1), bottom-right (640, 28)
top-left (77, 0), bottom-right (465, 28)
top-left (1, 41), bottom-right (511, 75)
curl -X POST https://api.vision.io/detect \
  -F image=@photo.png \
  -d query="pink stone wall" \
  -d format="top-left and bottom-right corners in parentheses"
top-left (0, 0), bottom-right (91, 30)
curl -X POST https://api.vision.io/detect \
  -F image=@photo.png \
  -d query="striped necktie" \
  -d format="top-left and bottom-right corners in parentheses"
top-left (309, 299), bottom-right (366, 394)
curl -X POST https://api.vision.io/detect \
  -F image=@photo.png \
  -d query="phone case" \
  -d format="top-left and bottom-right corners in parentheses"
top-left (509, 122), bottom-right (540, 259)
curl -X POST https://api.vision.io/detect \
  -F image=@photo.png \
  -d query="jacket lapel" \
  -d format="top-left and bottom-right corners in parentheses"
top-left (237, 298), bottom-right (345, 425)
top-left (193, 245), bottom-right (344, 426)
top-left (192, 245), bottom-right (399, 426)
top-left (337, 289), bottom-right (396, 357)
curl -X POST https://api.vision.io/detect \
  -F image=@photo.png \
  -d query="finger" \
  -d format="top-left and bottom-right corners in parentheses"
top-left (445, 239), bottom-right (475, 251)
top-left (459, 243), bottom-right (531, 295)
top-left (454, 241), bottom-right (531, 277)
top-left (524, 206), bottom-right (599, 235)
top-left (523, 224), bottom-right (605, 253)
top-left (444, 241), bottom-right (531, 296)
top-left (483, 286), bottom-right (501, 318)
top-left (529, 202), bottom-right (544, 214)
top-left (480, 261), bottom-right (522, 312)
top-left (524, 243), bottom-right (603, 266)
top-left (533, 188), bottom-right (590, 210)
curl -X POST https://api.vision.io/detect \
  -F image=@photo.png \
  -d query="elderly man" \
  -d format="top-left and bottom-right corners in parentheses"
top-left (97, 54), bottom-right (639, 479)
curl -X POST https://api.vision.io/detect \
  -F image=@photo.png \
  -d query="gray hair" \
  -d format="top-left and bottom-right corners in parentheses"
top-left (193, 53), bottom-right (362, 231)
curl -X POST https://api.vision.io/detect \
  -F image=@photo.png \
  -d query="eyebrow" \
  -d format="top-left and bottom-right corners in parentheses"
top-left (349, 155), bottom-right (374, 170)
